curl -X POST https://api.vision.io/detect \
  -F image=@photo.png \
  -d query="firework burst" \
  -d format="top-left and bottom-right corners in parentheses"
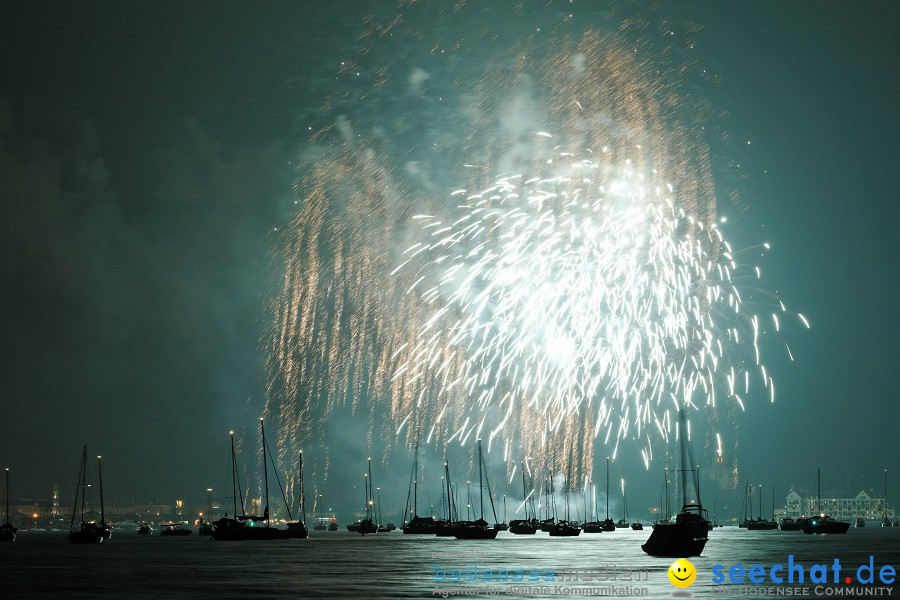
top-left (397, 139), bottom-right (804, 486)
top-left (264, 19), bottom-right (802, 492)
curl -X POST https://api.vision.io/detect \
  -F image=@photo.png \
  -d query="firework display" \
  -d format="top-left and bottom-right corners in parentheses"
top-left (263, 22), bottom-right (803, 490)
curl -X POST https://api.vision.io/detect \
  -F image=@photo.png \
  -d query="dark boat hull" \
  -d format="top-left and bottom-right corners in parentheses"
top-left (779, 518), bottom-right (805, 531)
top-left (358, 519), bottom-right (378, 535)
top-left (0, 524), bottom-right (16, 542)
top-left (641, 524), bottom-right (706, 557)
top-left (641, 508), bottom-right (709, 557)
top-left (581, 521), bottom-right (604, 533)
top-left (508, 520), bottom-right (537, 535)
top-left (801, 518), bottom-right (850, 534)
top-left (453, 525), bottom-right (499, 539)
top-left (403, 516), bottom-right (437, 534)
top-left (549, 523), bottom-right (581, 537)
top-left (747, 520), bottom-right (778, 530)
top-left (286, 522), bottom-right (309, 538)
top-left (434, 521), bottom-right (459, 536)
top-left (69, 526), bottom-right (103, 544)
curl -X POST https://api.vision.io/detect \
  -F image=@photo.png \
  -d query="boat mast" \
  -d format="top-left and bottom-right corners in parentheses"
top-left (69, 447), bottom-right (86, 532)
top-left (413, 434), bottom-right (419, 519)
top-left (606, 458), bottom-right (610, 520)
top-left (97, 455), bottom-right (105, 526)
top-left (817, 468), bottom-right (821, 515)
top-left (521, 463), bottom-right (528, 520)
top-left (299, 451), bottom-right (305, 525)
top-left (80, 446), bottom-right (87, 525)
top-left (363, 471), bottom-right (369, 522)
top-left (4, 468), bottom-right (9, 526)
top-left (377, 487), bottom-right (383, 526)
top-left (444, 461), bottom-right (452, 521)
top-left (367, 457), bottom-right (374, 523)
top-left (664, 468), bottom-right (670, 518)
top-left (747, 483), bottom-right (753, 521)
top-left (260, 419), bottom-right (270, 527)
top-left (759, 484), bottom-right (762, 522)
top-left (478, 441), bottom-right (484, 520)
top-left (885, 469), bottom-right (888, 522)
top-left (229, 431), bottom-right (244, 518)
top-left (582, 481), bottom-right (588, 523)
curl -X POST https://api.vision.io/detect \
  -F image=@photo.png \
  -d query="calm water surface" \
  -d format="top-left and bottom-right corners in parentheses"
top-left (2, 527), bottom-right (897, 599)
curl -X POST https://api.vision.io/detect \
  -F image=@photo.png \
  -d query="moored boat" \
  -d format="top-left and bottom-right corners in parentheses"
top-left (1, 468), bottom-right (17, 542)
top-left (509, 464), bottom-right (538, 535)
top-left (801, 469), bottom-right (850, 535)
top-left (96, 456), bottom-right (111, 540)
top-left (452, 440), bottom-right (500, 539)
top-left (641, 410), bottom-right (710, 556)
top-left (600, 459), bottom-right (616, 531)
top-left (211, 422), bottom-right (295, 541)
top-left (779, 516), bottom-right (805, 531)
top-left (68, 446), bottom-right (103, 544)
top-left (160, 522), bottom-right (192, 536)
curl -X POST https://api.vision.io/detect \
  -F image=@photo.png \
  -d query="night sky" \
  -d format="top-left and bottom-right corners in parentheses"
top-left (1, 0), bottom-right (898, 518)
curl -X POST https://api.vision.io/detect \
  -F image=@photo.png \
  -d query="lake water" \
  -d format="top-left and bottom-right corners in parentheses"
top-left (2, 527), bottom-right (897, 598)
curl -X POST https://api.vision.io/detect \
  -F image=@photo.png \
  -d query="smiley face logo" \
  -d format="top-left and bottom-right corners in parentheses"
top-left (668, 558), bottom-right (697, 588)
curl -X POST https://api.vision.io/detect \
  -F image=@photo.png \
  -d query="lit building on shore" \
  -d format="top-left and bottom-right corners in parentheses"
top-left (785, 488), bottom-right (895, 520)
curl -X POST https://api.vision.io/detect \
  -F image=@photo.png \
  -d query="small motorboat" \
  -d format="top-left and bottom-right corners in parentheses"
top-left (159, 522), bottom-right (192, 536)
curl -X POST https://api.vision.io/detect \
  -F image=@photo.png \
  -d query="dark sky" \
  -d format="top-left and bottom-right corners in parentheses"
top-left (1, 0), bottom-right (898, 516)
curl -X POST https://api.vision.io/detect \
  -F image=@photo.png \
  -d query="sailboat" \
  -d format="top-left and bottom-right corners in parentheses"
top-left (652, 468), bottom-right (673, 529)
top-left (1, 468), bottom-right (16, 542)
top-left (747, 485), bottom-right (778, 530)
top-left (96, 456), bottom-right (111, 539)
top-left (198, 488), bottom-right (215, 536)
top-left (402, 437), bottom-right (436, 534)
top-left (600, 458), bottom-right (616, 531)
top-left (581, 484), bottom-right (605, 533)
top-left (212, 420), bottom-right (293, 540)
top-left (509, 463), bottom-right (537, 535)
top-left (738, 483), bottom-right (752, 528)
top-left (434, 461), bottom-right (459, 536)
top-left (623, 479), bottom-right (643, 529)
top-left (548, 466), bottom-right (580, 537)
top-left (616, 478), bottom-right (629, 528)
top-left (313, 490), bottom-right (327, 531)
top-left (495, 496), bottom-right (509, 531)
top-left (452, 440), bottom-right (499, 539)
top-left (538, 470), bottom-right (557, 532)
top-left (882, 470), bottom-right (893, 527)
top-left (285, 450), bottom-right (308, 538)
top-left (641, 410), bottom-right (710, 557)
top-left (375, 488), bottom-right (392, 532)
top-left (801, 469), bottom-right (849, 534)
top-left (69, 446), bottom-right (103, 544)
top-left (357, 458), bottom-right (378, 535)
